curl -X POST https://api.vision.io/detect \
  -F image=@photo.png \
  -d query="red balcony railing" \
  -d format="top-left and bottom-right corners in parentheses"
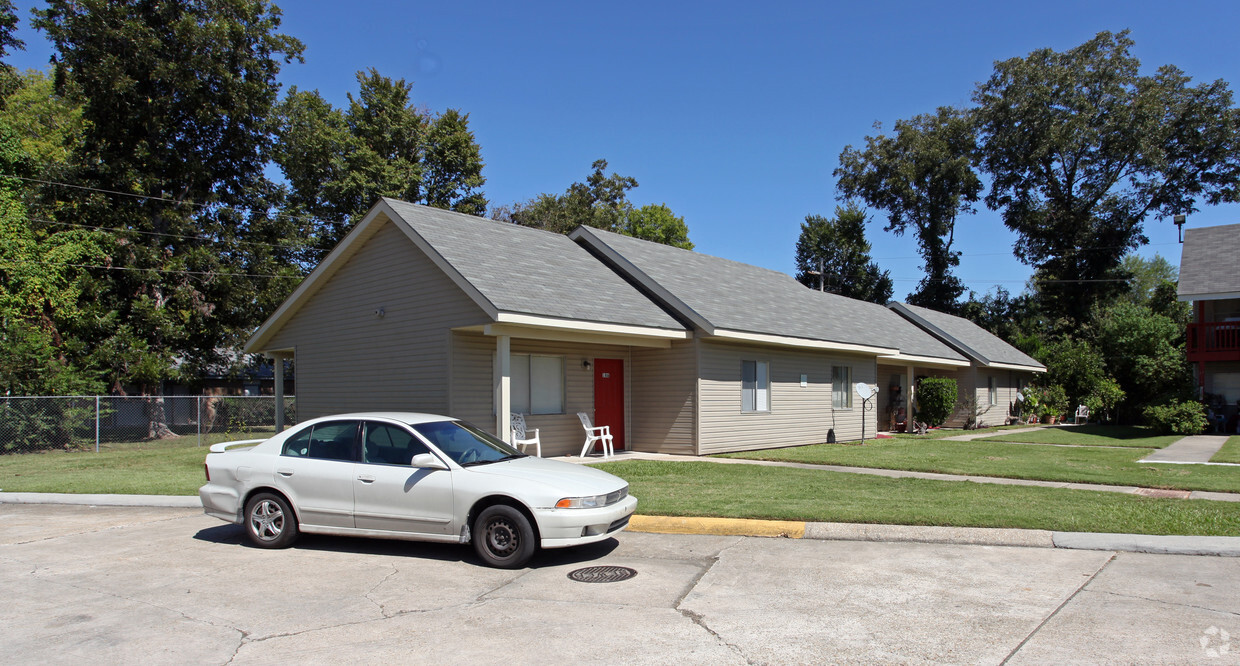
top-left (1186, 321), bottom-right (1240, 361)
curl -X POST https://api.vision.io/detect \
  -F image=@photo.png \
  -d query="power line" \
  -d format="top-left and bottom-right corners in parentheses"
top-left (28, 216), bottom-right (312, 252)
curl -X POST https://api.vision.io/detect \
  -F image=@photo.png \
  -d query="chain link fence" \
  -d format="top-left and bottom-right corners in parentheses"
top-left (0, 396), bottom-right (297, 454)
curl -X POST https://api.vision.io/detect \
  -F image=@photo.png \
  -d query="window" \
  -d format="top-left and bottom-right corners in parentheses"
top-left (741, 360), bottom-right (769, 412)
top-left (282, 421), bottom-right (358, 461)
top-left (362, 422), bottom-right (429, 466)
top-left (511, 354), bottom-right (564, 415)
top-left (832, 366), bottom-right (852, 409)
top-left (987, 376), bottom-right (997, 406)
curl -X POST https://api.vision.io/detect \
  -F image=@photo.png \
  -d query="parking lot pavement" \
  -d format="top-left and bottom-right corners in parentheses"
top-left (2, 505), bottom-right (1238, 665)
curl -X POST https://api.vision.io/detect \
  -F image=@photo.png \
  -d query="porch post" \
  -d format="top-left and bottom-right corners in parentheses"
top-left (272, 354), bottom-right (285, 433)
top-left (496, 335), bottom-right (512, 442)
top-left (906, 365), bottom-right (916, 428)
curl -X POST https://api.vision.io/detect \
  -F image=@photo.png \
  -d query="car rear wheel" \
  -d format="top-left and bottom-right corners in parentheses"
top-left (244, 492), bottom-right (299, 549)
top-left (473, 504), bottom-right (535, 568)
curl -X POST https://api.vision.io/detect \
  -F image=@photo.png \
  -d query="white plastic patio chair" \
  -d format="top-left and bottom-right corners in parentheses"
top-left (576, 412), bottom-right (614, 458)
top-left (1074, 405), bottom-right (1089, 425)
top-left (510, 413), bottom-right (541, 457)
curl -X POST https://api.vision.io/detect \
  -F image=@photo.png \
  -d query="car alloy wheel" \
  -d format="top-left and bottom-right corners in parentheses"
top-left (244, 492), bottom-right (299, 549)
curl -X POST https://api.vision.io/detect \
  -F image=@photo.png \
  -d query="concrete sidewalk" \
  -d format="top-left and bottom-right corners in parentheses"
top-left (3, 491), bottom-right (1237, 557)
top-left (1141, 434), bottom-right (1233, 464)
top-left (582, 451), bottom-right (1240, 502)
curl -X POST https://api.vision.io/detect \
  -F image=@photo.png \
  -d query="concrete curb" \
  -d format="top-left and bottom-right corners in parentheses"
top-left (5, 492), bottom-right (1238, 557)
top-left (0, 492), bottom-right (200, 508)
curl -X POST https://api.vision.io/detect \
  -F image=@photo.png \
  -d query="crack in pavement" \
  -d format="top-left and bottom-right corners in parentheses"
top-left (363, 565), bottom-right (401, 618)
top-left (1000, 553), bottom-right (1117, 664)
top-left (673, 537), bottom-right (753, 664)
top-left (1087, 588), bottom-right (1240, 618)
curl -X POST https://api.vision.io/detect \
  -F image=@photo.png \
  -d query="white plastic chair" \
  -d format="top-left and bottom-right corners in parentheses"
top-left (576, 412), bottom-right (614, 458)
top-left (1074, 405), bottom-right (1089, 425)
top-left (510, 413), bottom-right (541, 457)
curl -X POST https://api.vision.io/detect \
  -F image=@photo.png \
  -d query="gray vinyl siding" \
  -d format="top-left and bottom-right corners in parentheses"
top-left (631, 340), bottom-right (697, 455)
top-left (697, 341), bottom-right (877, 454)
top-left (450, 333), bottom-right (634, 457)
top-left (266, 220), bottom-right (490, 419)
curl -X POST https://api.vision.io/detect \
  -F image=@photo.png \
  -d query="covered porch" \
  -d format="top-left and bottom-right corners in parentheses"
top-left (876, 355), bottom-right (971, 432)
top-left (451, 316), bottom-right (695, 458)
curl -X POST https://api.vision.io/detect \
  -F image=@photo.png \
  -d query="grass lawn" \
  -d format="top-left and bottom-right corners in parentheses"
top-left (978, 425), bottom-right (1181, 449)
top-left (0, 430), bottom-right (272, 495)
top-left (889, 424), bottom-right (1036, 440)
top-left (597, 460), bottom-right (1240, 536)
top-left (1214, 437), bottom-right (1240, 464)
top-left (718, 435), bottom-right (1240, 494)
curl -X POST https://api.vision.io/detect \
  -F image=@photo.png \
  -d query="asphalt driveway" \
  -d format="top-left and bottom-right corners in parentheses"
top-left (2, 504), bottom-right (1238, 664)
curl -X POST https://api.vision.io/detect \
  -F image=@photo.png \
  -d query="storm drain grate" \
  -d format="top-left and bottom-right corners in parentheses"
top-left (567, 565), bottom-right (638, 583)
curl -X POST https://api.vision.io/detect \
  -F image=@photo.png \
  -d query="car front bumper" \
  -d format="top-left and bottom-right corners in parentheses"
top-left (534, 495), bottom-right (638, 549)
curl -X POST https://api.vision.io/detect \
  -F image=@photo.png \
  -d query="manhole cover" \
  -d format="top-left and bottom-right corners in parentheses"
top-left (567, 565), bottom-right (638, 583)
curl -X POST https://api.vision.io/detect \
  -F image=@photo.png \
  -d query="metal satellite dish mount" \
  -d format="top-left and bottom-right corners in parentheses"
top-left (855, 382), bottom-right (876, 443)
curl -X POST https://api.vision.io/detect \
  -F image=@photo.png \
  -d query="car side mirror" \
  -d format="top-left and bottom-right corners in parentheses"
top-left (410, 453), bottom-right (448, 470)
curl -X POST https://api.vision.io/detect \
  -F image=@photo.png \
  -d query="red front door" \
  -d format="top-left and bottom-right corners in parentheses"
top-left (593, 358), bottom-right (625, 451)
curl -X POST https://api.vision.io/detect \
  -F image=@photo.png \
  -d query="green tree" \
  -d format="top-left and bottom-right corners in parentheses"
top-left (974, 30), bottom-right (1240, 325)
top-left (33, 0), bottom-right (309, 419)
top-left (0, 0), bottom-right (22, 100)
top-left (1092, 301), bottom-right (1193, 420)
top-left (274, 69), bottom-right (486, 254)
top-left (625, 203), bottom-right (693, 249)
top-left (835, 107), bottom-right (981, 312)
top-left (794, 203), bottom-right (893, 303)
top-left (498, 159), bottom-right (694, 249)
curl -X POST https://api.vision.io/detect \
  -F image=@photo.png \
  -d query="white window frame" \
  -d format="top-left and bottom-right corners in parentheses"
top-left (832, 366), bottom-right (852, 409)
top-left (987, 376), bottom-right (997, 406)
top-left (510, 353), bottom-right (565, 415)
top-left (741, 360), bottom-right (770, 413)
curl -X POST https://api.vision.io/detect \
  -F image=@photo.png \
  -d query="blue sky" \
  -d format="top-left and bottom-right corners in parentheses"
top-left (9, 1), bottom-right (1240, 299)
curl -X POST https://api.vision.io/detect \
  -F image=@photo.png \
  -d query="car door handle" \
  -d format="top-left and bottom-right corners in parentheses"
top-left (277, 468), bottom-right (294, 477)
top-left (357, 475), bottom-right (376, 484)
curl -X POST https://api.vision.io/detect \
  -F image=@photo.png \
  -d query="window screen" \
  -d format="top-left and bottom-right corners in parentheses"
top-left (742, 360), bottom-right (769, 412)
top-left (832, 366), bottom-right (852, 409)
top-left (510, 354), bottom-right (564, 415)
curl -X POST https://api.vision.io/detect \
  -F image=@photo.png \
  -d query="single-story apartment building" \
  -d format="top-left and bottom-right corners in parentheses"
top-left (244, 199), bottom-right (1043, 455)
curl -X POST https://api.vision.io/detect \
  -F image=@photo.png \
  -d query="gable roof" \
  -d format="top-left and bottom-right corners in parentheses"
top-left (571, 226), bottom-right (966, 362)
top-left (245, 200), bottom-right (686, 353)
top-left (1177, 223), bottom-right (1240, 301)
top-left (888, 302), bottom-right (1045, 371)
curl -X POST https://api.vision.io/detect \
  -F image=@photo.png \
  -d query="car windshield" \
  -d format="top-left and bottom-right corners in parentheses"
top-left (411, 420), bottom-right (524, 467)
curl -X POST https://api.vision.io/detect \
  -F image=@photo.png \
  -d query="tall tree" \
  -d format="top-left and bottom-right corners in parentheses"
top-left (497, 159), bottom-right (694, 249)
top-left (974, 30), bottom-right (1240, 325)
top-left (33, 0), bottom-right (308, 416)
top-left (794, 203), bottom-right (893, 303)
top-left (0, 0), bottom-right (22, 100)
top-left (835, 106), bottom-right (981, 312)
top-left (274, 68), bottom-right (486, 254)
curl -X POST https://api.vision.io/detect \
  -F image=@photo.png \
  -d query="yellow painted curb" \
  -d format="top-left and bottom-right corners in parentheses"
top-left (628, 515), bottom-right (805, 539)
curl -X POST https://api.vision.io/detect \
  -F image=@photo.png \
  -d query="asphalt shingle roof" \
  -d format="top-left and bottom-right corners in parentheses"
top-left (1177, 223), bottom-right (1240, 299)
top-left (891, 302), bottom-right (1044, 369)
top-left (383, 200), bottom-right (684, 330)
top-left (574, 227), bottom-right (966, 361)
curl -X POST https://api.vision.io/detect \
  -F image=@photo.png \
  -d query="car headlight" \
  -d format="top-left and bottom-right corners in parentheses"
top-left (555, 486), bottom-right (628, 509)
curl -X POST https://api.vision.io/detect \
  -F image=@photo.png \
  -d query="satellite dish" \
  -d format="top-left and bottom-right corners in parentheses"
top-left (854, 382), bottom-right (875, 400)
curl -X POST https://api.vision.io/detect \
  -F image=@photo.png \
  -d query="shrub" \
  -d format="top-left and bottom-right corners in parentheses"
top-left (1036, 384), bottom-right (1069, 419)
top-left (1142, 400), bottom-right (1206, 435)
top-left (916, 377), bottom-right (958, 427)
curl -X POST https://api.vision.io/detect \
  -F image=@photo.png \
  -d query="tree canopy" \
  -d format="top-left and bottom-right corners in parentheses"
top-left (974, 30), bottom-right (1240, 324)
top-left (793, 203), bottom-right (893, 304)
top-left (31, 0), bottom-right (309, 398)
top-left (835, 106), bottom-right (981, 312)
top-left (496, 159), bottom-right (693, 249)
top-left (274, 68), bottom-right (486, 255)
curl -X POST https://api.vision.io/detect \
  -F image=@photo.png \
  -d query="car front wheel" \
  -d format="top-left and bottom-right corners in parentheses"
top-left (473, 504), bottom-right (535, 568)
top-left (244, 492), bottom-right (299, 549)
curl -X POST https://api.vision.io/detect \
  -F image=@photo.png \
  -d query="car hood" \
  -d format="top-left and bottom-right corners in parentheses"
top-left (465, 456), bottom-right (627, 496)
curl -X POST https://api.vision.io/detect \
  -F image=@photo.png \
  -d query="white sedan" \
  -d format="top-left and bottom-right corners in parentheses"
top-left (199, 412), bottom-right (637, 568)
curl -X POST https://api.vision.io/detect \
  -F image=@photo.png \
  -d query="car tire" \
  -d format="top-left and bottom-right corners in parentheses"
top-left (472, 504), bottom-right (535, 568)
top-left (244, 492), bottom-right (299, 549)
